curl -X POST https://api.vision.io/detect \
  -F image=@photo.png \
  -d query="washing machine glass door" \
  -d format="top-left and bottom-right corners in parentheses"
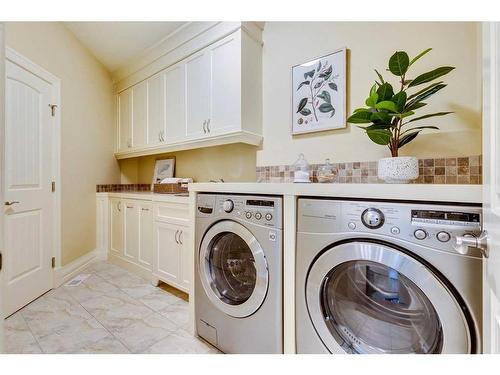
top-left (199, 220), bottom-right (269, 318)
top-left (306, 241), bottom-right (471, 354)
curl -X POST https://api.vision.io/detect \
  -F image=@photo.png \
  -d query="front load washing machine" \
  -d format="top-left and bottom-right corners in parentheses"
top-left (195, 194), bottom-right (283, 353)
top-left (296, 198), bottom-right (482, 354)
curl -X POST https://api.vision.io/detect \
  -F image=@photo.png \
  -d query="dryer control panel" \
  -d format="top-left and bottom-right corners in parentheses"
top-left (298, 198), bottom-right (482, 256)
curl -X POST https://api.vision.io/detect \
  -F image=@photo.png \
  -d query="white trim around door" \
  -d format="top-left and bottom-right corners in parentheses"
top-left (3, 47), bottom-right (61, 317)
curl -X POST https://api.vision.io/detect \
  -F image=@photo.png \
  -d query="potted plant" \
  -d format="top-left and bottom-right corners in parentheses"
top-left (347, 48), bottom-right (454, 183)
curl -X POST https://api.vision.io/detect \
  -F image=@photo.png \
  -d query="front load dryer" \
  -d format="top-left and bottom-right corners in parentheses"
top-left (296, 198), bottom-right (482, 354)
top-left (195, 194), bottom-right (283, 354)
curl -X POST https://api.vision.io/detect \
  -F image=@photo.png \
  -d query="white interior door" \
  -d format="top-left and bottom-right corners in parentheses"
top-left (0, 23), bottom-right (6, 352)
top-left (482, 22), bottom-right (500, 354)
top-left (3, 55), bottom-right (55, 317)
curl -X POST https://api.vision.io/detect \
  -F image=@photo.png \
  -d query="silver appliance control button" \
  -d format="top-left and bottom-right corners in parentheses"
top-left (391, 226), bottom-right (400, 235)
top-left (245, 212), bottom-right (252, 219)
top-left (414, 229), bottom-right (427, 240)
top-left (223, 199), bottom-right (234, 213)
top-left (265, 213), bottom-right (273, 221)
top-left (361, 208), bottom-right (385, 229)
top-left (437, 231), bottom-right (451, 243)
top-left (348, 222), bottom-right (356, 230)
top-left (255, 212), bottom-right (262, 220)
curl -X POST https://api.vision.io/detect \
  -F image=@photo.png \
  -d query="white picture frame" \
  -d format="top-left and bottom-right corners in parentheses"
top-left (292, 47), bottom-right (347, 135)
top-left (151, 157), bottom-right (175, 187)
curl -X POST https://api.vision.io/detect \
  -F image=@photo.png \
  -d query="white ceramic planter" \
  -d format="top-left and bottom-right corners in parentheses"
top-left (378, 156), bottom-right (419, 184)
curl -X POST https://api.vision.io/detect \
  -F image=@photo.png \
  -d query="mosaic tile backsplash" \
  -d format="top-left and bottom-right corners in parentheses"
top-left (96, 184), bottom-right (151, 192)
top-left (256, 155), bottom-right (482, 184)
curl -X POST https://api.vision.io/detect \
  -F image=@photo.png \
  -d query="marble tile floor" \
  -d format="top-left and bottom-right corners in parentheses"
top-left (4, 260), bottom-right (219, 354)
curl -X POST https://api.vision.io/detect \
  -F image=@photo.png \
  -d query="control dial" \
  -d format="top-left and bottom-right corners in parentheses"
top-left (361, 208), bottom-right (385, 229)
top-left (223, 199), bottom-right (234, 213)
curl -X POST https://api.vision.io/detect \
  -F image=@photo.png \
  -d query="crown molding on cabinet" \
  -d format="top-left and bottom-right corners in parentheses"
top-left (112, 21), bottom-right (264, 93)
top-left (113, 130), bottom-right (263, 160)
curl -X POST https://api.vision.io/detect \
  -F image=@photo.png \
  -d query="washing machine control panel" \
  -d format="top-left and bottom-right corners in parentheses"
top-left (298, 198), bottom-right (482, 256)
top-left (197, 194), bottom-right (282, 229)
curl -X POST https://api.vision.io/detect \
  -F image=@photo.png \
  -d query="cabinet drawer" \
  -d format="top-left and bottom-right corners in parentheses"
top-left (154, 202), bottom-right (189, 224)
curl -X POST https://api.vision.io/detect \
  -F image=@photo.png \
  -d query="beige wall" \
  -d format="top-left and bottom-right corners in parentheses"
top-left (120, 143), bottom-right (256, 183)
top-left (6, 22), bottom-right (120, 265)
top-left (127, 22), bottom-right (482, 182)
top-left (257, 22), bottom-right (482, 166)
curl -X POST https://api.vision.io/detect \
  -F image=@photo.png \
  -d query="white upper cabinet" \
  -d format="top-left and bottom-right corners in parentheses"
top-left (208, 32), bottom-right (241, 135)
top-left (185, 51), bottom-right (211, 138)
top-left (147, 72), bottom-right (165, 146)
top-left (164, 63), bottom-right (186, 142)
top-left (132, 81), bottom-right (147, 147)
top-left (117, 89), bottom-right (132, 151)
top-left (114, 25), bottom-right (263, 159)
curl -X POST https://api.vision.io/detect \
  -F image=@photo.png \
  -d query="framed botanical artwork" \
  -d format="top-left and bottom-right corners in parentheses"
top-left (151, 157), bottom-right (176, 188)
top-left (292, 47), bottom-right (347, 135)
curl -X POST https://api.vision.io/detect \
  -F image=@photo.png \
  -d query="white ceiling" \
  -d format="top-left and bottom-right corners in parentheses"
top-left (64, 22), bottom-right (187, 72)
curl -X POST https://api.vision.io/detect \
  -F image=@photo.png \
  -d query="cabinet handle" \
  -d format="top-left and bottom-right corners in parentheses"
top-left (141, 208), bottom-right (149, 211)
top-left (174, 230), bottom-right (179, 244)
top-left (117, 201), bottom-right (121, 212)
top-left (202, 120), bottom-right (207, 134)
top-left (126, 205), bottom-right (133, 209)
top-left (161, 131), bottom-right (165, 142)
top-left (158, 131), bottom-right (162, 142)
top-left (207, 118), bottom-right (211, 133)
top-left (178, 230), bottom-right (183, 245)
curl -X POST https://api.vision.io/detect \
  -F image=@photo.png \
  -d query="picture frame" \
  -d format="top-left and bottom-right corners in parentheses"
top-left (291, 47), bottom-right (347, 135)
top-left (151, 157), bottom-right (176, 188)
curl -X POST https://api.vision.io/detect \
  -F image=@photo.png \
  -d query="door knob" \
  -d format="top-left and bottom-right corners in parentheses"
top-left (5, 201), bottom-right (20, 206)
top-left (454, 231), bottom-right (489, 258)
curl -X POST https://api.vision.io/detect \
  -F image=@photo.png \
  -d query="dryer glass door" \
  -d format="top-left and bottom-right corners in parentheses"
top-left (306, 241), bottom-right (472, 354)
top-left (199, 220), bottom-right (269, 318)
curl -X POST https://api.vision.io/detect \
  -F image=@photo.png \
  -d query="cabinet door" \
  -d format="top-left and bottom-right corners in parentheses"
top-left (110, 198), bottom-right (124, 256)
top-left (164, 63), bottom-right (186, 142)
top-left (178, 228), bottom-right (191, 292)
top-left (147, 72), bottom-right (165, 146)
top-left (124, 200), bottom-right (139, 262)
top-left (185, 51), bottom-right (210, 138)
top-left (208, 32), bottom-right (241, 135)
top-left (154, 222), bottom-right (181, 285)
top-left (138, 203), bottom-right (153, 269)
top-left (118, 88), bottom-right (132, 151)
top-left (132, 80), bottom-right (147, 147)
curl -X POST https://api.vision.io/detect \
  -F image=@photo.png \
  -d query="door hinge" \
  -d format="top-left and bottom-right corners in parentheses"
top-left (52, 181), bottom-right (56, 192)
top-left (49, 104), bottom-right (57, 117)
top-left (52, 257), bottom-right (56, 268)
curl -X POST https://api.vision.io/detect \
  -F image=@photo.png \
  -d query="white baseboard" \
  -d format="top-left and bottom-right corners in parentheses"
top-left (53, 249), bottom-right (99, 288)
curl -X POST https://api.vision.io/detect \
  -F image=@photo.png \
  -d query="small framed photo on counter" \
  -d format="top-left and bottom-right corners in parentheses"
top-left (152, 157), bottom-right (176, 187)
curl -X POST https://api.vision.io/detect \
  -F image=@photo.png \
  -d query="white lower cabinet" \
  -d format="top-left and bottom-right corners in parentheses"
top-left (98, 194), bottom-right (190, 294)
top-left (138, 202), bottom-right (153, 268)
top-left (153, 222), bottom-right (190, 293)
top-left (110, 198), bottom-right (124, 256)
